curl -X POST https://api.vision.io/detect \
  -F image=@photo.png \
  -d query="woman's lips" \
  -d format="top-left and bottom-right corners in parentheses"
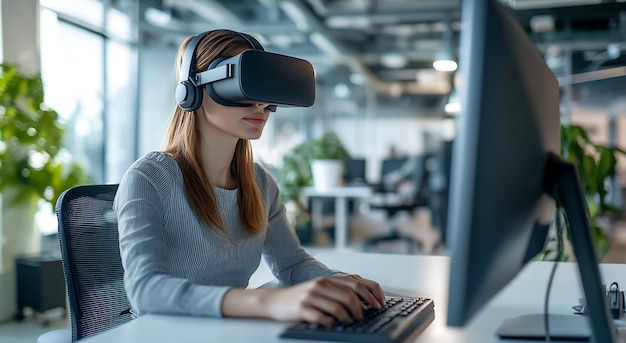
top-left (243, 115), bottom-right (266, 125)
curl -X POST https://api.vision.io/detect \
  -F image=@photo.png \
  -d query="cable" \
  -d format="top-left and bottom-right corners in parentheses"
top-left (543, 206), bottom-right (566, 342)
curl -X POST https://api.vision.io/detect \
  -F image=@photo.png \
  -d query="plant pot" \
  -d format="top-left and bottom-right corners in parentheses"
top-left (311, 159), bottom-right (343, 190)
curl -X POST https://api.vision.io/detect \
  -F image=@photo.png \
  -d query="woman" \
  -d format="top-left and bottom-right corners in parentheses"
top-left (114, 29), bottom-right (385, 327)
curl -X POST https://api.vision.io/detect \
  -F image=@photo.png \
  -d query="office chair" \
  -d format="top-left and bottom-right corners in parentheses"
top-left (363, 155), bottom-right (430, 253)
top-left (427, 140), bottom-right (454, 247)
top-left (38, 184), bottom-right (133, 343)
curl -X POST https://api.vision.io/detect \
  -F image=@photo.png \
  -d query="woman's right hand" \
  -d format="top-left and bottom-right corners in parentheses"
top-left (257, 274), bottom-right (385, 327)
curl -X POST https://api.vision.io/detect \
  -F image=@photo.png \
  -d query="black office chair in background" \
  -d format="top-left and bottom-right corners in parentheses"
top-left (426, 140), bottom-right (454, 247)
top-left (38, 184), bottom-right (133, 343)
top-left (363, 155), bottom-right (430, 253)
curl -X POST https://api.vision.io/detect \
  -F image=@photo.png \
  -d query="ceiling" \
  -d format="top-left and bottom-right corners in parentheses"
top-left (134, 0), bottom-right (626, 99)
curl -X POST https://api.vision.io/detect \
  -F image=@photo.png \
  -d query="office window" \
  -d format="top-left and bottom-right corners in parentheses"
top-left (40, 3), bottom-right (137, 185)
top-left (40, 10), bottom-right (106, 182)
top-left (105, 40), bottom-right (138, 183)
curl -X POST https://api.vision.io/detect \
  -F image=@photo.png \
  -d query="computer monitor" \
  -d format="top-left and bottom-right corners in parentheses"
top-left (446, 0), bottom-right (617, 341)
top-left (343, 158), bottom-right (367, 185)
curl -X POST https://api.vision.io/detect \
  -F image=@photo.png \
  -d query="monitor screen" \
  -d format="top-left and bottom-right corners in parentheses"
top-left (445, 0), bottom-right (616, 341)
top-left (343, 158), bottom-right (367, 185)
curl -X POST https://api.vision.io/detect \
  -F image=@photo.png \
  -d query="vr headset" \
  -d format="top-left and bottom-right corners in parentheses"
top-left (176, 30), bottom-right (316, 112)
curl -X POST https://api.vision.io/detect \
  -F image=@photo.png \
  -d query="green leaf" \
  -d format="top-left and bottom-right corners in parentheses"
top-left (556, 123), bottom-right (626, 261)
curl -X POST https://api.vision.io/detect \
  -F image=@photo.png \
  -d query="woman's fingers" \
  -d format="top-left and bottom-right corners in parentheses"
top-left (308, 278), bottom-right (364, 321)
top-left (305, 291), bottom-right (355, 324)
top-left (264, 274), bottom-right (386, 326)
top-left (330, 274), bottom-right (386, 309)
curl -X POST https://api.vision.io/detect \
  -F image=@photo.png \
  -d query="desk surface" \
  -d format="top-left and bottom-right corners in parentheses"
top-left (302, 185), bottom-right (372, 198)
top-left (301, 186), bottom-right (372, 250)
top-left (80, 251), bottom-right (626, 343)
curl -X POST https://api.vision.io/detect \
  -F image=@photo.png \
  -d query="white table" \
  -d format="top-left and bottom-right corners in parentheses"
top-left (301, 186), bottom-right (372, 250)
top-left (78, 251), bottom-right (626, 343)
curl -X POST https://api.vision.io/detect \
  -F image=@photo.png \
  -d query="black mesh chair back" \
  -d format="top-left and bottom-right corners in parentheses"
top-left (56, 184), bottom-right (133, 341)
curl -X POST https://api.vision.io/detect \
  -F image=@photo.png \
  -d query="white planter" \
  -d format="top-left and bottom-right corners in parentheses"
top-left (311, 159), bottom-right (344, 190)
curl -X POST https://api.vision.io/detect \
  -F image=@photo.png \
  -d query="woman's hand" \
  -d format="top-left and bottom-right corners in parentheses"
top-left (258, 274), bottom-right (385, 326)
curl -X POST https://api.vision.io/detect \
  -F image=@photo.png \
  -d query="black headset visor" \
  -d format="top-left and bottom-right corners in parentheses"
top-left (204, 50), bottom-right (316, 108)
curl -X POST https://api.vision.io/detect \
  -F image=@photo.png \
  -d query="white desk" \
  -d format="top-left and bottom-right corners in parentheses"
top-left (301, 186), bottom-right (372, 250)
top-left (79, 251), bottom-right (626, 343)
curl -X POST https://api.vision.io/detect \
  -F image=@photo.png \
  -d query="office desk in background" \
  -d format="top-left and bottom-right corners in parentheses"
top-left (301, 185), bottom-right (372, 250)
top-left (79, 251), bottom-right (626, 343)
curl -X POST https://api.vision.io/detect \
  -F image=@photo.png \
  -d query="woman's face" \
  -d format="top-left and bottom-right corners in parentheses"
top-left (199, 88), bottom-right (271, 140)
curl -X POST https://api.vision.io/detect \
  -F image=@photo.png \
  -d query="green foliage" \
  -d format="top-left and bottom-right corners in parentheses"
top-left (0, 63), bottom-right (89, 209)
top-left (277, 132), bottom-right (350, 221)
top-left (538, 124), bottom-right (626, 261)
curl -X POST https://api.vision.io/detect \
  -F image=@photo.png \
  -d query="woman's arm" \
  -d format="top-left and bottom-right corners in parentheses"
top-left (115, 156), bottom-right (229, 317)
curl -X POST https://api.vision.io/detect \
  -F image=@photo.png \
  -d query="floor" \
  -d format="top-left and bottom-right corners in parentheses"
top-left (3, 208), bottom-right (626, 343)
top-left (0, 308), bottom-right (68, 343)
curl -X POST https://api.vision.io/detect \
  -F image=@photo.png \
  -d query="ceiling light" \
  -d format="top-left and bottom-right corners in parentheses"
top-left (334, 83), bottom-right (350, 98)
top-left (433, 59), bottom-right (458, 72)
top-left (381, 53), bottom-right (408, 69)
top-left (530, 15), bottom-right (554, 32)
top-left (433, 17), bottom-right (457, 72)
top-left (444, 88), bottom-right (461, 114)
top-left (326, 16), bottom-right (371, 29)
top-left (608, 43), bottom-right (621, 60)
top-left (444, 100), bottom-right (461, 114)
top-left (145, 7), bottom-right (171, 27)
top-left (349, 73), bottom-right (365, 85)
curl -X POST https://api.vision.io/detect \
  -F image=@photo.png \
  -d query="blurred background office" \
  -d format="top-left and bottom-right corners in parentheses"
top-left (3, 0), bottom-right (626, 340)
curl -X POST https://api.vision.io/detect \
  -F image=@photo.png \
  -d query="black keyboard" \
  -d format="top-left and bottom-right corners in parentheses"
top-left (279, 296), bottom-right (435, 343)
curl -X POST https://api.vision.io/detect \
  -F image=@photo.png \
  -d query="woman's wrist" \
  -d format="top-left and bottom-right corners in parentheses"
top-left (221, 288), bottom-right (276, 319)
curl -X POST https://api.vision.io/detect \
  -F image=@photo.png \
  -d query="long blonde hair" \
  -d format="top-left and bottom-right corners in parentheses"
top-left (164, 30), bottom-right (267, 235)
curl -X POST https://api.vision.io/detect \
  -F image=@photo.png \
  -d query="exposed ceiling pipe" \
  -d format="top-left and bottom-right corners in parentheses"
top-left (557, 66), bottom-right (626, 85)
top-left (309, 0), bottom-right (461, 16)
top-left (278, 0), bottom-right (400, 95)
top-left (325, 11), bottom-right (462, 29)
top-left (164, 0), bottom-right (242, 25)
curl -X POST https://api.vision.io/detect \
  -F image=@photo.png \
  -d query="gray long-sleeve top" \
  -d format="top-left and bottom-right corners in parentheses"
top-left (114, 151), bottom-right (336, 317)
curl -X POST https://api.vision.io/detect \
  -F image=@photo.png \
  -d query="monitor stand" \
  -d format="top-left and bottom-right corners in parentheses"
top-left (497, 314), bottom-right (590, 341)
top-left (496, 153), bottom-right (617, 342)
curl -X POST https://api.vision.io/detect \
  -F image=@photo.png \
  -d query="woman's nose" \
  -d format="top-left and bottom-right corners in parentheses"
top-left (255, 102), bottom-right (276, 112)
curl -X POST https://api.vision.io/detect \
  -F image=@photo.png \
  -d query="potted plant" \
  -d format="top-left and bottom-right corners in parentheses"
top-left (538, 123), bottom-right (626, 261)
top-left (0, 63), bottom-right (88, 272)
top-left (277, 132), bottom-right (350, 243)
top-left (309, 132), bottom-right (351, 190)
top-left (0, 63), bottom-right (88, 206)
